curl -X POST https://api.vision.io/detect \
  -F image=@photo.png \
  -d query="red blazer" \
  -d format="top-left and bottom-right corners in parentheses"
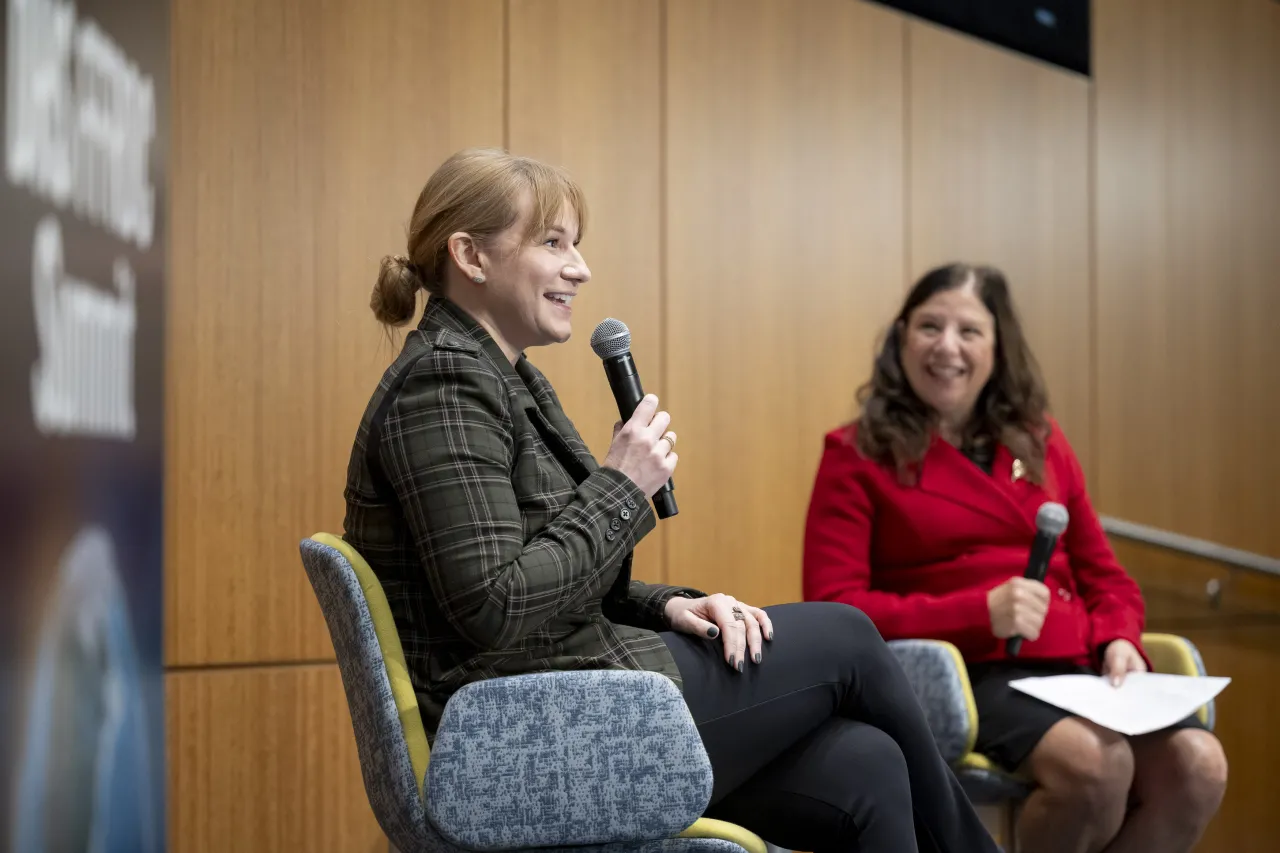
top-left (802, 420), bottom-right (1150, 670)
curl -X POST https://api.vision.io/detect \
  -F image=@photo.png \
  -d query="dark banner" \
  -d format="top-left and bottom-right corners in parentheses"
top-left (1, 0), bottom-right (167, 850)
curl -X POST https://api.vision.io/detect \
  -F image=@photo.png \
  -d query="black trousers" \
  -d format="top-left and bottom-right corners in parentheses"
top-left (661, 602), bottom-right (998, 853)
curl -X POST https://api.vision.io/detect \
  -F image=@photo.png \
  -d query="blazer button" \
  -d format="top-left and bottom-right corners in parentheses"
top-left (620, 508), bottom-right (631, 521)
top-left (606, 530), bottom-right (616, 542)
top-left (625, 499), bottom-right (637, 510)
top-left (610, 519), bottom-right (622, 531)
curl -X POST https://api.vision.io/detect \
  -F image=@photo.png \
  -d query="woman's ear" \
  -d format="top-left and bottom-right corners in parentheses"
top-left (447, 232), bottom-right (487, 284)
top-left (884, 319), bottom-right (906, 355)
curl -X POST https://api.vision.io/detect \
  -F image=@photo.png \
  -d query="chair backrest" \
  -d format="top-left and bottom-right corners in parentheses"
top-left (300, 534), bottom-right (762, 853)
top-left (299, 534), bottom-right (439, 852)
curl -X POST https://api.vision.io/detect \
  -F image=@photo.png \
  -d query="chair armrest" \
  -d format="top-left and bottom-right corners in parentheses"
top-left (425, 669), bottom-right (712, 851)
top-left (1142, 632), bottom-right (1215, 731)
top-left (888, 639), bottom-right (978, 764)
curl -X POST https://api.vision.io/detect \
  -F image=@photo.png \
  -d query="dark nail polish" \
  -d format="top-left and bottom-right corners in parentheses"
top-left (707, 626), bottom-right (719, 639)
top-left (737, 659), bottom-right (744, 673)
top-left (754, 652), bottom-right (762, 664)
top-left (767, 632), bottom-right (774, 641)
top-left (728, 654), bottom-right (735, 669)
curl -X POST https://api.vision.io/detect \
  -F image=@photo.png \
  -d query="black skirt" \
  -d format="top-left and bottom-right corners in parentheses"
top-left (966, 660), bottom-right (1208, 773)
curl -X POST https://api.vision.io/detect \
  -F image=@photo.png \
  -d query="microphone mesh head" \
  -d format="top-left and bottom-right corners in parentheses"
top-left (590, 318), bottom-right (631, 359)
top-left (1035, 502), bottom-right (1069, 536)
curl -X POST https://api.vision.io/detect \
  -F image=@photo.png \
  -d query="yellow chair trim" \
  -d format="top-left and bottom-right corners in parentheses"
top-left (959, 751), bottom-right (1033, 784)
top-left (680, 817), bottom-right (768, 853)
top-left (959, 751), bottom-right (997, 773)
top-left (1141, 632), bottom-right (1210, 726)
top-left (312, 533), bottom-right (431, 796)
top-left (937, 640), bottom-right (980, 757)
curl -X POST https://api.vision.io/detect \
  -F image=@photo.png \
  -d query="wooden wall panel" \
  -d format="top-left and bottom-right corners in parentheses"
top-left (167, 666), bottom-right (382, 853)
top-left (1118, 539), bottom-right (1280, 853)
top-left (507, 0), bottom-right (666, 583)
top-left (1096, 0), bottom-right (1280, 557)
top-left (167, 0), bottom-right (505, 666)
top-left (907, 21), bottom-right (1094, 476)
top-left (1228, 1), bottom-right (1280, 562)
top-left (1181, 624), bottom-right (1280, 853)
top-left (1093, 0), bottom-right (1175, 527)
top-left (665, 0), bottom-right (906, 605)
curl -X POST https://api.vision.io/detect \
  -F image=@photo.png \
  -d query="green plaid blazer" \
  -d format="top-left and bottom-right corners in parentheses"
top-left (343, 297), bottom-right (702, 736)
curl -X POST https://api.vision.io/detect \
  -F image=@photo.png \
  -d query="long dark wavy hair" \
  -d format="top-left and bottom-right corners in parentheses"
top-left (856, 263), bottom-right (1051, 485)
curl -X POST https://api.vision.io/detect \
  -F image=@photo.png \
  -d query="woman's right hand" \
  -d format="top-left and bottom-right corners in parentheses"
top-left (603, 394), bottom-right (678, 497)
top-left (987, 577), bottom-right (1050, 640)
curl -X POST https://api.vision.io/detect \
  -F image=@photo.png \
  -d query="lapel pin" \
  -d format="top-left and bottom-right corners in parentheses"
top-left (1011, 459), bottom-right (1027, 483)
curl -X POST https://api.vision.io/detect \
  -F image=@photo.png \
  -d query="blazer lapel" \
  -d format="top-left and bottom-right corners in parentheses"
top-left (515, 358), bottom-right (596, 485)
top-left (457, 335), bottom-right (591, 487)
top-left (917, 437), bottom-right (1032, 531)
top-left (417, 298), bottom-right (591, 482)
top-left (999, 442), bottom-right (1068, 518)
top-left (515, 356), bottom-right (632, 609)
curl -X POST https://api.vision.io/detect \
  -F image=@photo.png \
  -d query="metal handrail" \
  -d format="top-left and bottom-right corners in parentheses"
top-left (1100, 516), bottom-right (1280, 579)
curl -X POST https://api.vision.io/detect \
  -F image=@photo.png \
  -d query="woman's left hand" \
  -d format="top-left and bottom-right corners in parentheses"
top-left (665, 593), bottom-right (774, 672)
top-left (1101, 638), bottom-right (1147, 686)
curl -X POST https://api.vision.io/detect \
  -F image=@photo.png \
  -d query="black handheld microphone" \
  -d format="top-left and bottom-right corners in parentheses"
top-left (590, 318), bottom-right (677, 519)
top-left (1006, 501), bottom-right (1070, 657)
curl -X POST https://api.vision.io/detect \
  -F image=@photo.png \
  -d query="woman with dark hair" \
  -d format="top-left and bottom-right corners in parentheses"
top-left (803, 263), bottom-right (1228, 853)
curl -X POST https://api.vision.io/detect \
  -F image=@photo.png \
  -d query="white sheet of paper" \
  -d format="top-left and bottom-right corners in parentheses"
top-left (1008, 672), bottom-right (1230, 736)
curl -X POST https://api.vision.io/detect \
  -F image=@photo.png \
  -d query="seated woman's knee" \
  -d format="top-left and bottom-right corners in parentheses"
top-left (1033, 720), bottom-right (1134, 813)
top-left (806, 601), bottom-right (882, 643)
top-left (830, 722), bottom-right (911, 806)
top-left (1154, 729), bottom-right (1228, 818)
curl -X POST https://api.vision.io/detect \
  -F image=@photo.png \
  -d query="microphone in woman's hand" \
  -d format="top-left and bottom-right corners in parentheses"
top-left (590, 318), bottom-right (677, 519)
top-left (1006, 502), bottom-right (1070, 656)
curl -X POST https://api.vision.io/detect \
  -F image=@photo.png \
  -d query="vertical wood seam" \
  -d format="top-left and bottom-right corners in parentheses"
top-left (902, 19), bottom-right (912, 287)
top-left (658, 0), bottom-right (669, 586)
top-left (1087, 69), bottom-right (1100, 492)
top-left (502, 0), bottom-right (511, 149)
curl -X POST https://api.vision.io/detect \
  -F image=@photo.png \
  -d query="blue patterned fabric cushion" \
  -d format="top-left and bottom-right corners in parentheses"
top-left (426, 669), bottom-right (714, 850)
top-left (888, 639), bottom-right (974, 765)
top-left (299, 540), bottom-right (445, 853)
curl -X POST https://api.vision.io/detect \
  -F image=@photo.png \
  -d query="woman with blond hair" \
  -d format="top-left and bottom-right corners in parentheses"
top-left (342, 148), bottom-right (998, 853)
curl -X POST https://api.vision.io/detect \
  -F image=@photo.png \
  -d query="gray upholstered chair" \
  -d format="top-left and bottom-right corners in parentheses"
top-left (299, 533), bottom-right (768, 853)
top-left (888, 635), bottom-right (1216, 848)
